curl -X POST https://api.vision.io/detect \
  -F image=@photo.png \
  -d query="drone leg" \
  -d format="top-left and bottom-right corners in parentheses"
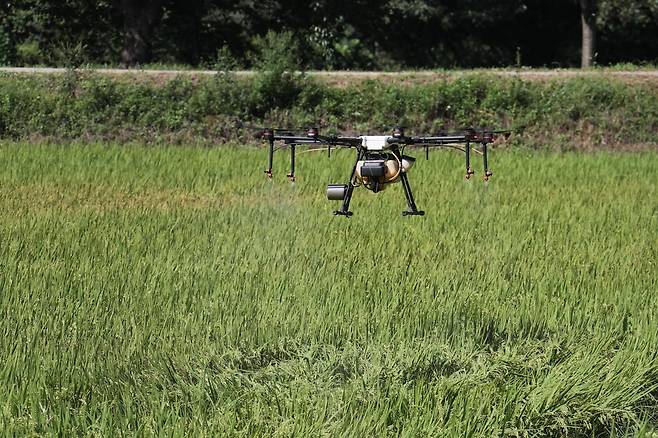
top-left (335, 184), bottom-right (355, 217)
top-left (265, 136), bottom-right (274, 178)
top-left (465, 141), bottom-right (474, 179)
top-left (482, 142), bottom-right (493, 181)
top-left (334, 149), bottom-right (362, 217)
top-left (287, 144), bottom-right (296, 182)
top-left (400, 172), bottom-right (425, 216)
top-left (388, 146), bottom-right (423, 216)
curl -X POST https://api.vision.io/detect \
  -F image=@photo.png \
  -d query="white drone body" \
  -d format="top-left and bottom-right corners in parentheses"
top-left (359, 135), bottom-right (393, 151)
top-left (353, 136), bottom-right (416, 190)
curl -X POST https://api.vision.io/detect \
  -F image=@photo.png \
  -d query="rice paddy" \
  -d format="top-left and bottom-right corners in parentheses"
top-left (1, 142), bottom-right (657, 436)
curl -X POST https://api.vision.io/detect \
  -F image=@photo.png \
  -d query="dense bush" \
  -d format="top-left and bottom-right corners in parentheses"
top-left (0, 70), bottom-right (656, 149)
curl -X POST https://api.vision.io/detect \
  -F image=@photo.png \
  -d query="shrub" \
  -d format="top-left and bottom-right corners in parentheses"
top-left (0, 71), bottom-right (656, 149)
top-left (249, 31), bottom-right (304, 116)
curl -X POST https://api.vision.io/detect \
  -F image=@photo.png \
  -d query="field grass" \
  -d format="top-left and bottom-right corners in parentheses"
top-left (0, 142), bottom-right (657, 436)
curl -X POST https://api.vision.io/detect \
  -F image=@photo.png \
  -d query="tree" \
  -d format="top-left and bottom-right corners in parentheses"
top-left (579, 0), bottom-right (597, 67)
top-left (0, 2), bottom-right (15, 65)
top-left (596, 0), bottom-right (658, 64)
top-left (119, 0), bottom-right (165, 66)
top-left (1, 0), bottom-right (657, 69)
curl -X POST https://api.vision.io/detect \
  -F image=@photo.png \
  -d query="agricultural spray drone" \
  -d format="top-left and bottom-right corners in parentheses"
top-left (260, 126), bottom-right (507, 217)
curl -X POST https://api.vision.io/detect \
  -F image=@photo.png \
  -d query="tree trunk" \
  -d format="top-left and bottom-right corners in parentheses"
top-left (119, 0), bottom-right (164, 67)
top-left (579, 0), bottom-right (596, 68)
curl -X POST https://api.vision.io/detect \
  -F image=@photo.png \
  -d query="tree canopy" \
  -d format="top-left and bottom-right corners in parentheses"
top-left (1, 0), bottom-right (656, 68)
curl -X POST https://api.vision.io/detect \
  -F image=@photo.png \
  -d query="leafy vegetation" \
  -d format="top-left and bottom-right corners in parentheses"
top-left (0, 70), bottom-right (656, 149)
top-left (1, 0), bottom-right (658, 68)
top-left (0, 143), bottom-right (657, 435)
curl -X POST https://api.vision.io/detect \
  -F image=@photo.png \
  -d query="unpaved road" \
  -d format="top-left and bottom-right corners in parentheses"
top-left (2, 67), bottom-right (658, 86)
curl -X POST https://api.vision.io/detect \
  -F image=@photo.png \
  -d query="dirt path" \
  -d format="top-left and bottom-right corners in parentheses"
top-left (2, 67), bottom-right (658, 86)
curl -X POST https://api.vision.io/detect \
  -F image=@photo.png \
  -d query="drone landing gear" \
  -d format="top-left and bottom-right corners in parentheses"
top-left (400, 172), bottom-right (424, 216)
top-left (482, 142), bottom-right (492, 182)
top-left (465, 141), bottom-right (475, 180)
top-left (389, 146), bottom-right (424, 217)
top-left (287, 144), bottom-right (296, 182)
top-left (334, 183), bottom-right (355, 217)
top-left (332, 149), bottom-right (363, 218)
top-left (330, 147), bottom-right (425, 218)
top-left (334, 210), bottom-right (353, 217)
top-left (265, 132), bottom-right (274, 179)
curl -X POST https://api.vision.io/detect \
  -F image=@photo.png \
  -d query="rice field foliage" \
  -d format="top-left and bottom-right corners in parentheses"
top-left (0, 143), bottom-right (657, 436)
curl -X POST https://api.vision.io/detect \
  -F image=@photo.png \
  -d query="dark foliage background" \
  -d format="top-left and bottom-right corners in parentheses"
top-left (0, 0), bottom-right (657, 69)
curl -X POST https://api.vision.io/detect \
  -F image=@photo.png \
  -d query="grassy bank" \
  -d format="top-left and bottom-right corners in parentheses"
top-left (1, 71), bottom-right (657, 149)
top-left (1, 143), bottom-right (657, 435)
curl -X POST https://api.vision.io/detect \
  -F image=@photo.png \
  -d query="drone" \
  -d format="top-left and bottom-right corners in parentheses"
top-left (260, 126), bottom-right (507, 217)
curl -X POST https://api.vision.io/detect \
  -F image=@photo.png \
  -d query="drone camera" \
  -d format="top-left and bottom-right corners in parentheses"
top-left (327, 184), bottom-right (348, 200)
top-left (359, 160), bottom-right (387, 177)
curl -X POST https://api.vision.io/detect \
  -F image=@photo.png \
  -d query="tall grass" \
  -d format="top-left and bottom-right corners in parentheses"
top-left (0, 143), bottom-right (657, 436)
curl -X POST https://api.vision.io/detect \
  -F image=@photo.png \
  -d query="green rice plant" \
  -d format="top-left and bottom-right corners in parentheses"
top-left (0, 143), bottom-right (656, 436)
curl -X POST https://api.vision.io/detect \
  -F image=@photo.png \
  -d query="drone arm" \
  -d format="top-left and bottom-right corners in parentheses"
top-left (396, 133), bottom-right (495, 181)
top-left (332, 137), bottom-right (362, 147)
top-left (312, 135), bottom-right (361, 148)
top-left (407, 135), bottom-right (469, 144)
top-left (272, 134), bottom-right (359, 149)
top-left (263, 132), bottom-right (359, 181)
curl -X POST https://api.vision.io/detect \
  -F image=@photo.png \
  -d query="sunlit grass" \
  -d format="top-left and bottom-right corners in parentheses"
top-left (0, 143), bottom-right (657, 436)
